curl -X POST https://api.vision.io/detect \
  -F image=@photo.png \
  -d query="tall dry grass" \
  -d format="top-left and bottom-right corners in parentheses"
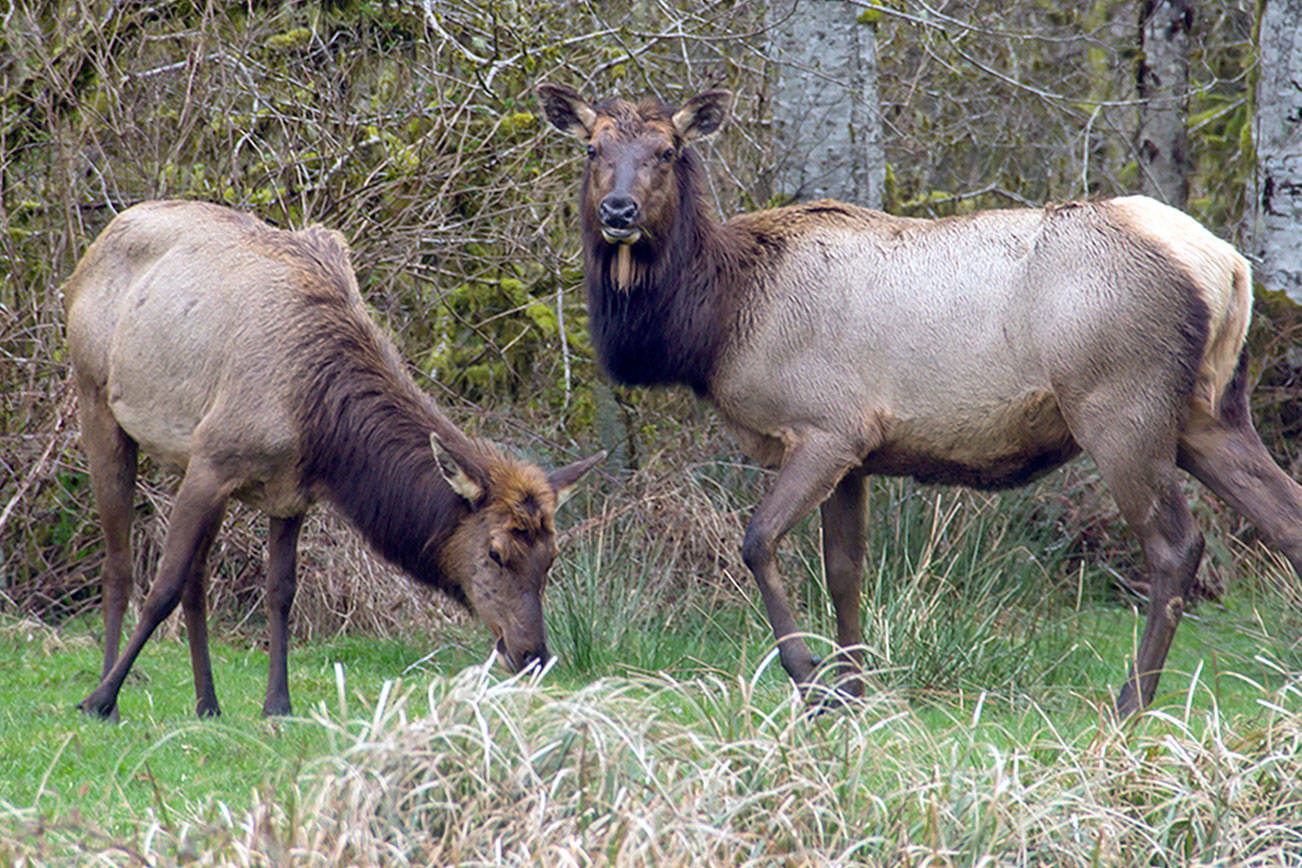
top-left (6, 661), bottom-right (1301, 865)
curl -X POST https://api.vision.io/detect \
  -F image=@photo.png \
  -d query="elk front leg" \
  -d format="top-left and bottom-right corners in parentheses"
top-left (740, 430), bottom-right (862, 693)
top-left (263, 514), bottom-right (304, 717)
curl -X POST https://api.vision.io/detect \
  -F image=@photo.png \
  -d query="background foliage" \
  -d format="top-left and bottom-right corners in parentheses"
top-left (1, 0), bottom-right (1297, 639)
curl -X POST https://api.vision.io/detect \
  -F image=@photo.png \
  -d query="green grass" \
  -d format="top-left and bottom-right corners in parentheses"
top-left (3, 476), bottom-right (1301, 863)
top-left (0, 618), bottom-right (444, 832)
top-left (2, 577), bottom-right (1296, 814)
top-left (6, 616), bottom-right (1300, 865)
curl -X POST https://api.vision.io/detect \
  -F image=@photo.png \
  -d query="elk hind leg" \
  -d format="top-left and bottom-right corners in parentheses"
top-left (1085, 438), bottom-right (1204, 715)
top-left (181, 509), bottom-right (226, 717)
top-left (1116, 480), bottom-right (1203, 715)
top-left (79, 458), bottom-right (230, 719)
top-left (819, 472), bottom-right (869, 697)
top-left (76, 377), bottom-right (139, 682)
top-left (1178, 410), bottom-right (1302, 579)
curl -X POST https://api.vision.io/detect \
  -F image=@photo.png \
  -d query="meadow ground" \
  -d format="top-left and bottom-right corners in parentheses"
top-left (3, 477), bottom-right (1302, 865)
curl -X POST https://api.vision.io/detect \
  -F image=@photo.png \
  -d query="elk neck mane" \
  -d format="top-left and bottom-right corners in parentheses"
top-left (286, 245), bottom-right (478, 605)
top-left (582, 146), bottom-right (770, 396)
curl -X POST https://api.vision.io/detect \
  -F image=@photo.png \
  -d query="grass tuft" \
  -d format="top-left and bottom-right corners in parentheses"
top-left (11, 663), bottom-right (1302, 865)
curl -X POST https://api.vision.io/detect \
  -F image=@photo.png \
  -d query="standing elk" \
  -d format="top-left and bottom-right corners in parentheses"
top-left (538, 82), bottom-right (1302, 714)
top-left (65, 200), bottom-right (602, 719)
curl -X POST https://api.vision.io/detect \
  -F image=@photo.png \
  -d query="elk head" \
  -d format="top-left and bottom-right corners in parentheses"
top-left (537, 83), bottom-right (732, 261)
top-left (431, 433), bottom-right (602, 672)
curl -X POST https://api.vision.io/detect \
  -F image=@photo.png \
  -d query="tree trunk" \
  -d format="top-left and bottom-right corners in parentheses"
top-left (768, 0), bottom-right (885, 207)
top-left (1082, 0), bottom-right (1136, 195)
top-left (592, 378), bottom-right (636, 473)
top-left (1136, 0), bottom-right (1191, 207)
top-left (1253, 0), bottom-right (1302, 301)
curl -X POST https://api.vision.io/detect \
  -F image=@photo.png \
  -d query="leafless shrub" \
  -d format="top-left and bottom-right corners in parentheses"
top-left (1, 0), bottom-right (1285, 639)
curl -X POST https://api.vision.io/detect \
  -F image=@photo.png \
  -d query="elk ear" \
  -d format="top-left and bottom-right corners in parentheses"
top-left (547, 450), bottom-right (605, 509)
top-left (430, 432), bottom-right (485, 504)
top-left (536, 82), bottom-right (598, 139)
top-left (672, 90), bottom-right (732, 140)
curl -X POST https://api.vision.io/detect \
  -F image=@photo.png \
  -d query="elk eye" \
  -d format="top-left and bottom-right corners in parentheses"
top-left (488, 547), bottom-right (504, 567)
top-left (659, 147), bottom-right (675, 163)
top-left (586, 144), bottom-right (597, 160)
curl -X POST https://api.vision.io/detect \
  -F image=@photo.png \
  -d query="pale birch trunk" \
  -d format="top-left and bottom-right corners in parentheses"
top-left (1253, 0), bottom-right (1302, 301)
top-left (1136, 0), bottom-right (1191, 208)
top-left (769, 0), bottom-right (885, 207)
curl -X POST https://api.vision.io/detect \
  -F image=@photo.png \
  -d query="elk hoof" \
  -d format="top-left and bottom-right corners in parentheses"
top-left (261, 698), bottom-right (291, 718)
top-left (798, 659), bottom-right (870, 715)
top-left (1113, 687), bottom-right (1143, 719)
top-left (800, 684), bottom-right (854, 717)
top-left (78, 693), bottom-right (119, 722)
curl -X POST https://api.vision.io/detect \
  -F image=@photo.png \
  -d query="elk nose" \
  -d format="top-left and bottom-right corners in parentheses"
top-left (599, 194), bottom-right (639, 229)
top-left (518, 643), bottom-right (550, 673)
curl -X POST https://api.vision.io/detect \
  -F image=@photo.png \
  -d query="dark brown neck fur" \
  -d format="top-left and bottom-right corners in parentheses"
top-left (582, 148), bottom-right (773, 396)
top-left (289, 249), bottom-right (473, 605)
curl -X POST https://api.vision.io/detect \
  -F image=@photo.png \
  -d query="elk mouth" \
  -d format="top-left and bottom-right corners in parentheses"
top-left (601, 226), bottom-right (642, 245)
top-left (494, 637), bottom-right (512, 666)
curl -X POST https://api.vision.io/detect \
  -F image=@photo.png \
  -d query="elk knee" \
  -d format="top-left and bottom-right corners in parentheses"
top-left (741, 526), bottom-right (777, 574)
top-left (823, 546), bottom-right (862, 583)
top-left (266, 575), bottom-right (296, 616)
top-left (1146, 519), bottom-right (1204, 595)
top-left (138, 580), bottom-right (185, 625)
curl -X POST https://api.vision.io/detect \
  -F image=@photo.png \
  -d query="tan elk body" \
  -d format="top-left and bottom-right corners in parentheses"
top-left (539, 83), bottom-right (1302, 714)
top-left (65, 200), bottom-right (600, 719)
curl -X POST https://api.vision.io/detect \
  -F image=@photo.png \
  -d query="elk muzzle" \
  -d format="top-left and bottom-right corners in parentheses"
top-left (491, 587), bottom-right (550, 673)
top-left (497, 636), bottom-right (550, 672)
top-left (599, 193), bottom-right (641, 244)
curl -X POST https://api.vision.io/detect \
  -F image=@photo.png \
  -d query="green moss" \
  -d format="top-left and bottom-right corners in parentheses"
top-left (266, 27), bottom-right (312, 51)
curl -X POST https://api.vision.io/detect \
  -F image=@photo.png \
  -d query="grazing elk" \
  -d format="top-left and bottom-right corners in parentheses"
top-left (538, 82), bottom-right (1302, 714)
top-left (65, 200), bottom-right (602, 719)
